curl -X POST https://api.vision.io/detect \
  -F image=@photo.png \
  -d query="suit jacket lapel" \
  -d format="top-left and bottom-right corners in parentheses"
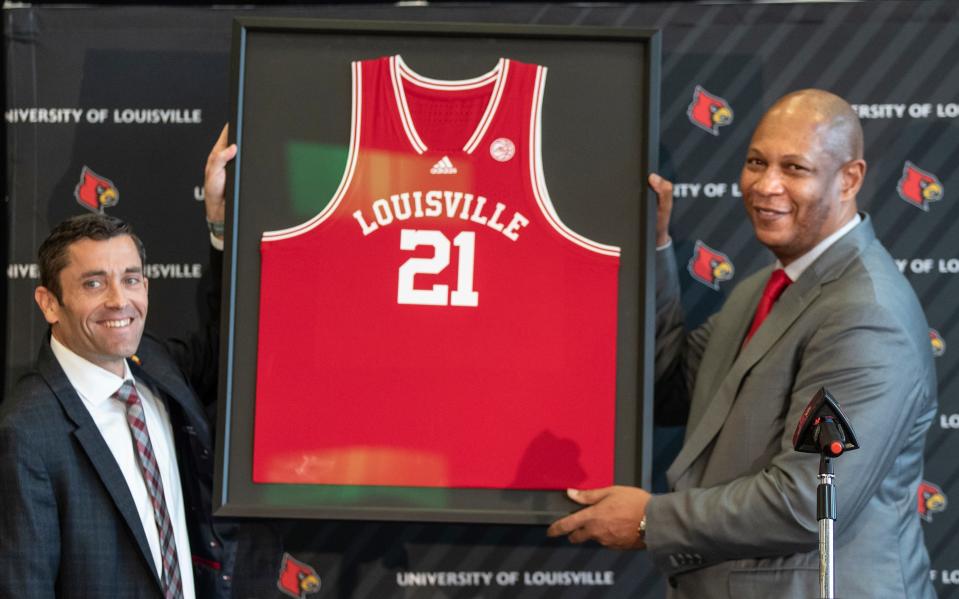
top-left (666, 216), bottom-right (877, 486)
top-left (682, 268), bottom-right (767, 439)
top-left (35, 341), bottom-right (162, 588)
top-left (734, 278), bottom-right (820, 373)
top-left (667, 277), bottom-right (817, 486)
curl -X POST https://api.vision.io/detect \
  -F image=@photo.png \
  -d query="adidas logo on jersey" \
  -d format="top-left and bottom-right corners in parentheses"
top-left (430, 156), bottom-right (458, 175)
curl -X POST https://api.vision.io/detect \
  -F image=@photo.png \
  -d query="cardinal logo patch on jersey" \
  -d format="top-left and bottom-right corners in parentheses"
top-left (930, 328), bottom-right (946, 357)
top-left (277, 553), bottom-right (321, 599)
top-left (918, 480), bottom-right (947, 522)
top-left (688, 240), bottom-right (734, 290)
top-left (897, 161), bottom-right (943, 211)
top-left (687, 86), bottom-right (734, 136)
top-left (74, 166), bottom-right (119, 213)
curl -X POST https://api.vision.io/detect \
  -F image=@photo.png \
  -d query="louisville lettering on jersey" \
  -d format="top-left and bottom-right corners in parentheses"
top-left (352, 190), bottom-right (529, 241)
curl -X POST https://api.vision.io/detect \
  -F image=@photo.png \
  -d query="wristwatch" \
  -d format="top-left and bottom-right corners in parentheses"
top-left (638, 515), bottom-right (647, 541)
top-left (206, 218), bottom-right (225, 238)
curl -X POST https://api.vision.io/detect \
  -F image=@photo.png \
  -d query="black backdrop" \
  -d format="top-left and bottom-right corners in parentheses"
top-left (4, 3), bottom-right (958, 597)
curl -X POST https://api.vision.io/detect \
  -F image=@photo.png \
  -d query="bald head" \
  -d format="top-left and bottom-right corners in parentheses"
top-left (760, 89), bottom-right (863, 166)
top-left (740, 88), bottom-right (868, 265)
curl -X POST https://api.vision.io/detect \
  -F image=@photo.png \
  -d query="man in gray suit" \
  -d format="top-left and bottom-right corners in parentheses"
top-left (548, 89), bottom-right (937, 598)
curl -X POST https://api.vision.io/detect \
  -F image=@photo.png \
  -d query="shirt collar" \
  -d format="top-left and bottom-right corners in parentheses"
top-left (50, 335), bottom-right (134, 406)
top-left (780, 213), bottom-right (861, 282)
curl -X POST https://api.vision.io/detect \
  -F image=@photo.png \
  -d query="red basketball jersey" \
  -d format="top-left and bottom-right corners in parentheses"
top-left (253, 55), bottom-right (620, 489)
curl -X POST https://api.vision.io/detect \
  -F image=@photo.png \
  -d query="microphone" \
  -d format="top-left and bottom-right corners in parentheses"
top-left (793, 387), bottom-right (860, 599)
top-left (792, 388), bottom-right (860, 457)
top-left (813, 416), bottom-right (847, 458)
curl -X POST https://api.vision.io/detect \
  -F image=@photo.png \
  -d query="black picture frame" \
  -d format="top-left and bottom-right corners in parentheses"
top-left (215, 17), bottom-right (660, 524)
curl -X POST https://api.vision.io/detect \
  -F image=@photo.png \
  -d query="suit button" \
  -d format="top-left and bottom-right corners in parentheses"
top-left (201, 449), bottom-right (211, 459)
top-left (209, 540), bottom-right (218, 548)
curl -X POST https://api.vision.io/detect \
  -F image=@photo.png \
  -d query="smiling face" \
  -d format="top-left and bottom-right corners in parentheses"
top-left (740, 93), bottom-right (865, 265)
top-left (35, 235), bottom-right (148, 377)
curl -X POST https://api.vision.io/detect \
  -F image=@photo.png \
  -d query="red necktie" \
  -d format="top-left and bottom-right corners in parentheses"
top-left (743, 269), bottom-right (792, 347)
top-left (114, 381), bottom-right (184, 599)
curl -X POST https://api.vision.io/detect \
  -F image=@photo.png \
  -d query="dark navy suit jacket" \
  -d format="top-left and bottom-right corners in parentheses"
top-left (0, 250), bottom-right (235, 598)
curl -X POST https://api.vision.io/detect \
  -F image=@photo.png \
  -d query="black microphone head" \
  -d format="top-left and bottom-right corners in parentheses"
top-left (793, 387), bottom-right (860, 456)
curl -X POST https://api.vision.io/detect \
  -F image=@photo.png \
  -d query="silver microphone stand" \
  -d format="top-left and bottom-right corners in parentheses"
top-left (817, 456), bottom-right (836, 598)
top-left (792, 388), bottom-right (859, 599)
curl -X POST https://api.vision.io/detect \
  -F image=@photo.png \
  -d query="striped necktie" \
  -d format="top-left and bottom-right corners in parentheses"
top-left (114, 380), bottom-right (184, 599)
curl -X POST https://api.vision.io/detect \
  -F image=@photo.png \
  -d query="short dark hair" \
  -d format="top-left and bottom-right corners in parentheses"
top-left (38, 213), bottom-right (146, 302)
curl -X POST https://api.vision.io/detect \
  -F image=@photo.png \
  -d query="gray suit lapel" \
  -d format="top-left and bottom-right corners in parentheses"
top-left (682, 268), bottom-right (768, 438)
top-left (734, 276), bottom-right (820, 377)
top-left (36, 341), bottom-right (163, 589)
top-left (666, 280), bottom-right (815, 485)
top-left (666, 215), bottom-right (876, 486)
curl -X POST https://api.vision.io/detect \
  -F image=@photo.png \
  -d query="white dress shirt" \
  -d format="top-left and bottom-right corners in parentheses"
top-left (50, 336), bottom-right (196, 599)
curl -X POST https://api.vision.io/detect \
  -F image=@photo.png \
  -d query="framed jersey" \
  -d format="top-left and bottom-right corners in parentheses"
top-left (215, 17), bottom-right (660, 524)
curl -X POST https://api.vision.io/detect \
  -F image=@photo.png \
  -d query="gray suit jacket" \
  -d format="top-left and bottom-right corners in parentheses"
top-left (646, 215), bottom-right (937, 598)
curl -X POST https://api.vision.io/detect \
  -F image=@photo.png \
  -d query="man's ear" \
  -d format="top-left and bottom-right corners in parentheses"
top-left (840, 159), bottom-right (867, 202)
top-left (35, 286), bottom-right (60, 325)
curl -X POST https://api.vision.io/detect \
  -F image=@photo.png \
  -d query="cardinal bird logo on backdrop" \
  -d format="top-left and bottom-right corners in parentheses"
top-left (687, 85), bottom-right (734, 135)
top-left (918, 481), bottom-right (947, 522)
top-left (897, 161), bottom-right (943, 211)
top-left (277, 553), bottom-right (321, 599)
top-left (74, 166), bottom-right (119, 213)
top-left (688, 240), bottom-right (735, 290)
top-left (930, 328), bottom-right (946, 357)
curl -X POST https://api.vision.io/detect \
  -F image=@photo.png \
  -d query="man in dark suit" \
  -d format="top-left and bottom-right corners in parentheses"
top-left (548, 90), bottom-right (937, 598)
top-left (0, 130), bottom-right (239, 598)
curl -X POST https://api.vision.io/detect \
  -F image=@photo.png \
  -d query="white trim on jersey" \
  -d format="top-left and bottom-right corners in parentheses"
top-left (262, 61), bottom-right (363, 242)
top-left (528, 66), bottom-right (621, 257)
top-left (390, 56), bottom-right (428, 155)
top-left (395, 55), bottom-right (502, 89)
top-left (463, 60), bottom-right (508, 155)
top-left (391, 55), bottom-right (508, 155)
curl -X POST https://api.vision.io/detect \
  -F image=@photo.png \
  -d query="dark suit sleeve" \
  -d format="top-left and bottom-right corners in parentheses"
top-left (654, 245), bottom-right (713, 426)
top-left (164, 247), bottom-right (223, 405)
top-left (0, 423), bottom-right (60, 598)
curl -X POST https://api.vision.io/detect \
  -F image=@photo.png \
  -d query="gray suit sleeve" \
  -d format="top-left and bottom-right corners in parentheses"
top-left (0, 424), bottom-right (61, 598)
top-left (645, 300), bottom-right (935, 574)
top-left (654, 246), bottom-right (713, 426)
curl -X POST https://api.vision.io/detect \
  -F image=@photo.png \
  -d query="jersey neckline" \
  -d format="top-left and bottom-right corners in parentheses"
top-left (389, 55), bottom-right (509, 156)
